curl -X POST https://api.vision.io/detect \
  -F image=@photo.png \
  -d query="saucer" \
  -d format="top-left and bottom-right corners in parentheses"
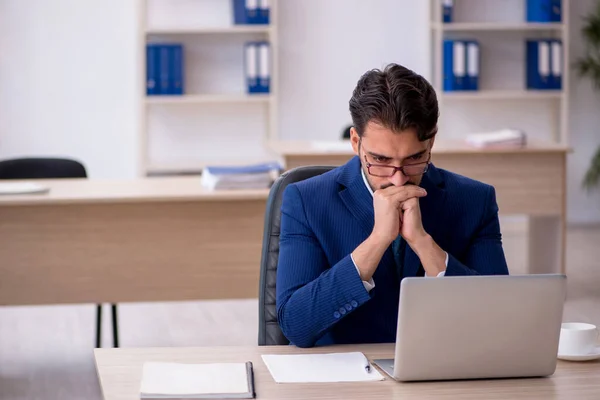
top-left (557, 346), bottom-right (600, 361)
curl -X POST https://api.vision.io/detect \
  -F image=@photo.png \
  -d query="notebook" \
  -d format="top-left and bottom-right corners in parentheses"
top-left (139, 362), bottom-right (255, 399)
top-left (261, 352), bottom-right (384, 383)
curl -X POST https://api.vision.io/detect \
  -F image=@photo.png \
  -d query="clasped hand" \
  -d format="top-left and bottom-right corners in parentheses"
top-left (371, 185), bottom-right (428, 246)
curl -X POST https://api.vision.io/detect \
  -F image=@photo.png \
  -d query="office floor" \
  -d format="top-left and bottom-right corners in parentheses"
top-left (0, 223), bottom-right (599, 400)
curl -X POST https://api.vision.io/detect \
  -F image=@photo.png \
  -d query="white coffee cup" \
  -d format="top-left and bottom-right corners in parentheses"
top-left (558, 322), bottom-right (599, 355)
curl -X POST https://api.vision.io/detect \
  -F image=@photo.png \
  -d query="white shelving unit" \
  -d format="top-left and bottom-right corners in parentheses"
top-left (145, 93), bottom-right (272, 105)
top-left (433, 22), bottom-right (565, 32)
top-left (429, 0), bottom-right (570, 146)
top-left (138, 0), bottom-right (279, 176)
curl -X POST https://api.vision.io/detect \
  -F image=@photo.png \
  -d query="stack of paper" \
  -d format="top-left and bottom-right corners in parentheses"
top-left (0, 182), bottom-right (50, 195)
top-left (310, 140), bottom-right (353, 152)
top-left (200, 162), bottom-right (281, 190)
top-left (261, 352), bottom-right (384, 383)
top-left (139, 362), bottom-right (255, 399)
top-left (465, 129), bottom-right (527, 149)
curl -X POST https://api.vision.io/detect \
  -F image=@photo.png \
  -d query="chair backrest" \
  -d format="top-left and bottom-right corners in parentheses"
top-left (0, 157), bottom-right (87, 179)
top-left (258, 165), bottom-right (336, 346)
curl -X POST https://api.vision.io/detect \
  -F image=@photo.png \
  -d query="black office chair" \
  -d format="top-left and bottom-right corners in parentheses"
top-left (0, 157), bottom-right (120, 348)
top-left (341, 125), bottom-right (352, 139)
top-left (258, 165), bottom-right (335, 346)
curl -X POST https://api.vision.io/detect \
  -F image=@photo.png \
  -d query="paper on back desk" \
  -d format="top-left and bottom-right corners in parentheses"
top-left (261, 352), bottom-right (384, 383)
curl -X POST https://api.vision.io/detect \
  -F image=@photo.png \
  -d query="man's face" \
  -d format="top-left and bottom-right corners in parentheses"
top-left (350, 121), bottom-right (434, 191)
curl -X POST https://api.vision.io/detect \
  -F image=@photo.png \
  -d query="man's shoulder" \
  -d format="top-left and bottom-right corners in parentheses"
top-left (286, 164), bottom-right (344, 195)
top-left (436, 166), bottom-right (494, 198)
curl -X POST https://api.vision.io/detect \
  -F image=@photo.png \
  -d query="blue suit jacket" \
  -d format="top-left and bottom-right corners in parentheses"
top-left (276, 156), bottom-right (509, 348)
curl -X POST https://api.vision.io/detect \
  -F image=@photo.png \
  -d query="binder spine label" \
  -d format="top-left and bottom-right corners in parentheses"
top-left (454, 41), bottom-right (466, 89)
top-left (551, 40), bottom-right (562, 89)
top-left (467, 41), bottom-right (479, 91)
top-left (258, 42), bottom-right (270, 93)
top-left (538, 40), bottom-right (550, 87)
top-left (245, 42), bottom-right (259, 93)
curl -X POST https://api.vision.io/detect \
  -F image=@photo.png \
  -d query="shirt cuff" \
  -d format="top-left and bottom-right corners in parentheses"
top-left (350, 253), bottom-right (375, 292)
top-left (425, 252), bottom-right (448, 277)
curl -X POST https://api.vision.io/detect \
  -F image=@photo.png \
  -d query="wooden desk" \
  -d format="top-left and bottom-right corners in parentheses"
top-left (94, 344), bottom-right (600, 400)
top-left (0, 177), bottom-right (269, 306)
top-left (270, 140), bottom-right (569, 274)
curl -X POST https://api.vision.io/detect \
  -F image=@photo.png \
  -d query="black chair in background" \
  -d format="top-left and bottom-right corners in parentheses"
top-left (257, 165), bottom-right (335, 346)
top-left (342, 125), bottom-right (352, 139)
top-left (0, 157), bottom-right (120, 348)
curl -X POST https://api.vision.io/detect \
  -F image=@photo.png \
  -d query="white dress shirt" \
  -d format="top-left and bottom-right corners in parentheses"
top-left (351, 168), bottom-right (447, 292)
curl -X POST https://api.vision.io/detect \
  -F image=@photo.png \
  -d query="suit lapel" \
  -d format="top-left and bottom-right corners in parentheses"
top-left (337, 157), bottom-right (375, 237)
top-left (403, 163), bottom-right (447, 278)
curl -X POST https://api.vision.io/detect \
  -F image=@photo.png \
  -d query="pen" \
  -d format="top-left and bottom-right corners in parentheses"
top-left (364, 355), bottom-right (371, 373)
top-left (246, 361), bottom-right (256, 398)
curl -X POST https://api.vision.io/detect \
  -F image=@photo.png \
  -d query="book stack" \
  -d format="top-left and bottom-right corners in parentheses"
top-left (201, 162), bottom-right (281, 190)
top-left (146, 44), bottom-right (184, 95)
top-left (465, 129), bottom-right (527, 149)
top-left (140, 362), bottom-right (255, 399)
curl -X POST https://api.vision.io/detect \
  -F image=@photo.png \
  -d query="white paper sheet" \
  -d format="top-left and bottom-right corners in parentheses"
top-left (261, 352), bottom-right (384, 383)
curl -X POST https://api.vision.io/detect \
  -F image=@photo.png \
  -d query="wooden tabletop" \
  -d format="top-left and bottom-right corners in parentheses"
top-left (269, 139), bottom-right (571, 156)
top-left (94, 344), bottom-right (600, 400)
top-left (0, 176), bottom-right (270, 206)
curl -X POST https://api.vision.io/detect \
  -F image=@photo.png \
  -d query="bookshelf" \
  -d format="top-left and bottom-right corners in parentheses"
top-left (139, 0), bottom-right (279, 177)
top-left (432, 22), bottom-right (565, 32)
top-left (145, 94), bottom-right (272, 105)
top-left (429, 0), bottom-right (570, 146)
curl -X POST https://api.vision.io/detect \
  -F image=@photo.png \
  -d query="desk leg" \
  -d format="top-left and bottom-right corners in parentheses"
top-left (528, 215), bottom-right (564, 274)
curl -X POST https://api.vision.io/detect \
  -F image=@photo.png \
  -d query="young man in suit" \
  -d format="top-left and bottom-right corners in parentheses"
top-left (276, 63), bottom-right (509, 348)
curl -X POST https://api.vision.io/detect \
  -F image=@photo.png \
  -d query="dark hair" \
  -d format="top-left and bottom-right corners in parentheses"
top-left (349, 63), bottom-right (439, 141)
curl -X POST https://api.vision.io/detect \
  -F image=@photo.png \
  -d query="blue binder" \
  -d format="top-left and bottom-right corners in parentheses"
top-left (466, 40), bottom-right (480, 91)
top-left (257, 41), bottom-right (270, 93)
top-left (442, 0), bottom-right (453, 23)
top-left (258, 0), bottom-right (270, 24)
top-left (233, 0), bottom-right (260, 24)
top-left (158, 45), bottom-right (171, 95)
top-left (526, 40), bottom-right (551, 89)
top-left (550, 39), bottom-right (562, 89)
top-left (550, 0), bottom-right (562, 22)
top-left (245, 42), bottom-right (260, 93)
top-left (526, 0), bottom-right (561, 22)
top-left (146, 44), bottom-right (160, 96)
top-left (169, 44), bottom-right (184, 95)
top-left (443, 40), bottom-right (466, 91)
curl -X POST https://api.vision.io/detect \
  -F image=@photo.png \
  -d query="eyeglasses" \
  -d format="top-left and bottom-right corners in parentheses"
top-left (359, 139), bottom-right (432, 177)
top-left (364, 154), bottom-right (431, 177)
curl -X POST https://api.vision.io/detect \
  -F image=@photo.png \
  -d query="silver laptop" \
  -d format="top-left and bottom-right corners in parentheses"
top-left (373, 274), bottom-right (566, 382)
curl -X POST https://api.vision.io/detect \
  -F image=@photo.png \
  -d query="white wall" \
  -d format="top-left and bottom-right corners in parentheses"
top-left (277, 0), bottom-right (430, 141)
top-left (0, 0), bottom-right (140, 179)
top-left (0, 0), bottom-right (598, 223)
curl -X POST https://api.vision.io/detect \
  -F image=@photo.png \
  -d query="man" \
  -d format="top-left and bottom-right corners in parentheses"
top-left (276, 63), bottom-right (509, 348)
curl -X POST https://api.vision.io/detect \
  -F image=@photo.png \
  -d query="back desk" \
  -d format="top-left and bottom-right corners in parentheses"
top-left (0, 138), bottom-right (570, 306)
top-left (0, 177), bottom-right (269, 306)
